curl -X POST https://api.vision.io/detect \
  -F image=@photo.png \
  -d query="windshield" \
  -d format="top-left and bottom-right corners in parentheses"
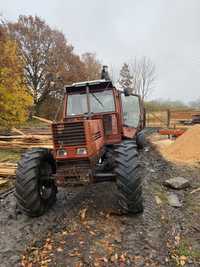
top-left (121, 94), bottom-right (140, 128)
top-left (67, 90), bottom-right (115, 116)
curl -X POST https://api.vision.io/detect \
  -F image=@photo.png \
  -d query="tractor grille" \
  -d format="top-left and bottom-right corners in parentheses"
top-left (93, 130), bottom-right (102, 141)
top-left (52, 122), bottom-right (85, 146)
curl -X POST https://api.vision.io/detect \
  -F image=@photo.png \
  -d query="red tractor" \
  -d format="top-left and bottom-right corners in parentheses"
top-left (15, 68), bottom-right (146, 217)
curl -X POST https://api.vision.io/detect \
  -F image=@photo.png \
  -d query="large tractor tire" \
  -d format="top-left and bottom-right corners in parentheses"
top-left (15, 148), bottom-right (57, 217)
top-left (114, 140), bottom-right (143, 214)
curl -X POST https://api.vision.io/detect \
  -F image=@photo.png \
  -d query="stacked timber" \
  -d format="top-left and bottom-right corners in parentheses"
top-left (0, 116), bottom-right (53, 179)
top-left (0, 163), bottom-right (17, 177)
top-left (0, 135), bottom-right (53, 150)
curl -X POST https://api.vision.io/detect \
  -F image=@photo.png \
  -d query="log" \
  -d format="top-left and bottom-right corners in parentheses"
top-left (0, 133), bottom-right (53, 150)
top-left (191, 187), bottom-right (200, 194)
top-left (32, 115), bottom-right (53, 124)
top-left (11, 127), bottom-right (26, 136)
top-left (0, 141), bottom-right (53, 150)
top-left (0, 135), bottom-right (27, 140)
top-left (0, 163), bottom-right (16, 177)
top-left (0, 134), bottom-right (52, 141)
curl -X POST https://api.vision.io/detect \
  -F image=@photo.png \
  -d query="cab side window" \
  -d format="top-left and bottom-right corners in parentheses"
top-left (121, 94), bottom-right (140, 128)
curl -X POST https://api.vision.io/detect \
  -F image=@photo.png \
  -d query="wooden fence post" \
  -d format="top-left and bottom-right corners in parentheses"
top-left (167, 109), bottom-right (171, 128)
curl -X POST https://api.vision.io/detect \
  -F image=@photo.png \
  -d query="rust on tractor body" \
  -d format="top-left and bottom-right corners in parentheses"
top-left (15, 67), bottom-right (146, 217)
top-left (51, 78), bottom-right (145, 186)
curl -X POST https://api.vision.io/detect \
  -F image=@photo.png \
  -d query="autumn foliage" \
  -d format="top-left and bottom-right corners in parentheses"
top-left (0, 27), bottom-right (32, 128)
top-left (0, 15), bottom-right (102, 124)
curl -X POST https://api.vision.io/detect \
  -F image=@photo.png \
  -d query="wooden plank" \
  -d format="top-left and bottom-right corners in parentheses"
top-left (0, 134), bottom-right (52, 140)
top-left (11, 127), bottom-right (26, 136)
top-left (32, 115), bottom-right (53, 124)
top-left (0, 142), bottom-right (53, 150)
top-left (0, 163), bottom-right (16, 177)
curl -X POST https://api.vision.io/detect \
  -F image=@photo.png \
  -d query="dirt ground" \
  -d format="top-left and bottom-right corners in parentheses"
top-left (0, 134), bottom-right (200, 267)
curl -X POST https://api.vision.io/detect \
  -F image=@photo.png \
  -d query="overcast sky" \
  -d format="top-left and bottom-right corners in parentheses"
top-left (1, 0), bottom-right (200, 102)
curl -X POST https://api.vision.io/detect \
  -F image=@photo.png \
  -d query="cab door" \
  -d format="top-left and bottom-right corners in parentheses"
top-left (121, 93), bottom-right (144, 138)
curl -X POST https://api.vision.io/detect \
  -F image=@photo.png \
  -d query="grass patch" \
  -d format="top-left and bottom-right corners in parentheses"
top-left (0, 149), bottom-right (22, 163)
top-left (0, 118), bottom-right (49, 134)
top-left (19, 118), bottom-right (49, 128)
top-left (151, 182), bottom-right (168, 203)
top-left (171, 239), bottom-right (200, 266)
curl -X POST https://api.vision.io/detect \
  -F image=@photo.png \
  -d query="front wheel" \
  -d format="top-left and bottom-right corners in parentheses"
top-left (15, 148), bottom-right (57, 217)
top-left (114, 140), bottom-right (143, 214)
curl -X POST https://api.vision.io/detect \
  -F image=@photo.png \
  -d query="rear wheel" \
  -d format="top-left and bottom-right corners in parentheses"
top-left (114, 140), bottom-right (143, 214)
top-left (15, 148), bottom-right (57, 217)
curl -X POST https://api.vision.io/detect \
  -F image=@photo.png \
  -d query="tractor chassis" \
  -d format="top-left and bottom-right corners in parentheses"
top-left (52, 164), bottom-right (116, 186)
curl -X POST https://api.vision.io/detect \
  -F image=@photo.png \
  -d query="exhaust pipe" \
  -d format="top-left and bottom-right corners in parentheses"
top-left (101, 65), bottom-right (110, 80)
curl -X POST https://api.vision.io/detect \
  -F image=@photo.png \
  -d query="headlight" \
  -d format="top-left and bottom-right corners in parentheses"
top-left (76, 147), bottom-right (87, 155)
top-left (57, 148), bottom-right (68, 156)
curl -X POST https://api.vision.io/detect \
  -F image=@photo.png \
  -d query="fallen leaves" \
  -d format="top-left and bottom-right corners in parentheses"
top-left (110, 253), bottom-right (118, 262)
top-left (69, 250), bottom-right (81, 257)
top-left (179, 255), bottom-right (188, 266)
top-left (174, 233), bottom-right (181, 246)
top-left (56, 247), bottom-right (63, 252)
top-left (155, 195), bottom-right (162, 205)
top-left (62, 230), bottom-right (68, 236)
top-left (20, 210), bottom-right (164, 267)
top-left (167, 233), bottom-right (200, 266)
top-left (79, 207), bottom-right (88, 221)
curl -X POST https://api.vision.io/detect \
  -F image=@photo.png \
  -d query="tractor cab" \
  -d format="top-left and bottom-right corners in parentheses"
top-left (52, 79), bottom-right (144, 162)
top-left (64, 80), bottom-right (115, 117)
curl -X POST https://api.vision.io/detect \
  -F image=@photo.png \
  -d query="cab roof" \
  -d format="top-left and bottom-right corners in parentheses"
top-left (64, 79), bottom-right (114, 93)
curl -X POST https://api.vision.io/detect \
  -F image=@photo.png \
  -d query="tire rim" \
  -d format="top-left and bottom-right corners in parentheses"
top-left (39, 163), bottom-right (53, 200)
top-left (39, 184), bottom-right (52, 200)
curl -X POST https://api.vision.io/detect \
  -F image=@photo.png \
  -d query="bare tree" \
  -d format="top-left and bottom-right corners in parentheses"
top-left (81, 52), bottom-right (101, 80)
top-left (189, 98), bottom-right (200, 109)
top-left (130, 57), bottom-right (156, 101)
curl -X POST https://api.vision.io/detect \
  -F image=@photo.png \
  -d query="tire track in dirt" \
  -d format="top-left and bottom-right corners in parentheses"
top-left (1, 144), bottom-right (200, 266)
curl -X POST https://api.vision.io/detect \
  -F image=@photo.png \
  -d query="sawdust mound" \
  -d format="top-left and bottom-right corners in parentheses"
top-left (162, 125), bottom-right (200, 164)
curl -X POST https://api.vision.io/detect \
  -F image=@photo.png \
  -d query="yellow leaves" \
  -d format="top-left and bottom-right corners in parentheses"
top-left (110, 253), bottom-right (118, 262)
top-left (171, 253), bottom-right (188, 266)
top-left (56, 247), bottom-right (63, 252)
top-left (62, 230), bottom-right (68, 236)
top-left (0, 33), bottom-right (32, 128)
top-left (179, 255), bottom-right (188, 266)
top-left (175, 233), bottom-right (181, 245)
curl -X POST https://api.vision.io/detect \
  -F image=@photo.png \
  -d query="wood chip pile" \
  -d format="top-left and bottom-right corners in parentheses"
top-left (161, 125), bottom-right (200, 164)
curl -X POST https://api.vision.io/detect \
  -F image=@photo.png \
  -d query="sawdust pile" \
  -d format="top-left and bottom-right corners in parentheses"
top-left (161, 125), bottom-right (200, 164)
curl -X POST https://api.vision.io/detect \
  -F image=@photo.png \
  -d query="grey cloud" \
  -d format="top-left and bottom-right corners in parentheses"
top-left (1, 0), bottom-right (200, 101)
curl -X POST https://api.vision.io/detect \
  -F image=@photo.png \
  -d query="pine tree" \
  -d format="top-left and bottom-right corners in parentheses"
top-left (118, 63), bottom-right (133, 92)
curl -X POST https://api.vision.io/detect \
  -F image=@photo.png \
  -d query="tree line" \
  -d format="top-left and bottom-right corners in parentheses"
top-left (118, 58), bottom-right (156, 101)
top-left (0, 15), bottom-right (101, 127)
top-left (0, 14), bottom-right (159, 129)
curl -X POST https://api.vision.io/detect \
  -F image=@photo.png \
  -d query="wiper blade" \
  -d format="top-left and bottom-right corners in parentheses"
top-left (90, 93), bottom-right (104, 107)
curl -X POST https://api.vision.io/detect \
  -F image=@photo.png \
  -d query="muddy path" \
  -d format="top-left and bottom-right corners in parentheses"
top-left (0, 144), bottom-right (200, 267)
